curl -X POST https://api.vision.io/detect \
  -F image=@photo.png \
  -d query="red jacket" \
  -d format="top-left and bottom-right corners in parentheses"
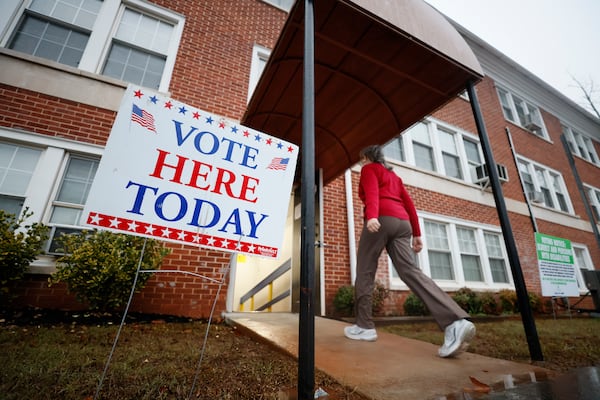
top-left (359, 162), bottom-right (421, 237)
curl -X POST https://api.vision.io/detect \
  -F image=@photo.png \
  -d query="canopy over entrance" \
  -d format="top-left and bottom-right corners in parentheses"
top-left (242, 0), bottom-right (483, 183)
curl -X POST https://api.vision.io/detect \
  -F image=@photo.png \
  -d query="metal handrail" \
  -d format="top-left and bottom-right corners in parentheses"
top-left (239, 258), bottom-right (291, 311)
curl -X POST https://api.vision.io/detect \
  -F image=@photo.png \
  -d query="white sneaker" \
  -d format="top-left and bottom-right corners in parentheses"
top-left (438, 319), bottom-right (476, 358)
top-left (344, 324), bottom-right (378, 341)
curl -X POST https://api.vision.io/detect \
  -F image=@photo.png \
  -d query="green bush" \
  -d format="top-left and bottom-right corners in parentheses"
top-left (333, 285), bottom-right (354, 316)
top-left (452, 287), bottom-right (483, 315)
top-left (403, 292), bottom-right (429, 316)
top-left (333, 281), bottom-right (389, 317)
top-left (49, 230), bottom-right (170, 312)
top-left (479, 291), bottom-right (500, 315)
top-left (0, 208), bottom-right (49, 302)
top-left (498, 289), bottom-right (518, 314)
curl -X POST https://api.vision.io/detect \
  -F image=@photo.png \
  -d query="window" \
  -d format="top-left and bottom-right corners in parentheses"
top-left (3, 0), bottom-right (184, 91)
top-left (261, 0), bottom-right (295, 11)
top-left (383, 120), bottom-right (485, 184)
top-left (517, 157), bottom-right (572, 213)
top-left (585, 185), bottom-right (600, 223)
top-left (389, 215), bottom-right (512, 290)
top-left (496, 87), bottom-right (548, 139)
top-left (248, 44), bottom-right (271, 102)
top-left (424, 221), bottom-right (454, 280)
top-left (572, 244), bottom-right (594, 292)
top-left (0, 142), bottom-right (42, 217)
top-left (8, 0), bottom-right (101, 67)
top-left (562, 125), bottom-right (600, 166)
top-left (47, 156), bottom-right (99, 253)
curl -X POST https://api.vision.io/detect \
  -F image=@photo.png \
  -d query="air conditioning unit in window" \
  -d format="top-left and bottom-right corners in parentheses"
top-left (523, 113), bottom-right (542, 132)
top-left (526, 190), bottom-right (544, 203)
top-left (474, 163), bottom-right (509, 186)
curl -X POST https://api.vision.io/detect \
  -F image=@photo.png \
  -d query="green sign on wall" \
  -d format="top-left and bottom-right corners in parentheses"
top-left (535, 232), bottom-right (578, 297)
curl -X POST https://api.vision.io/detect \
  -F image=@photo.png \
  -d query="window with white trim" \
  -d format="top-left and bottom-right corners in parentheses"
top-left (3, 0), bottom-right (184, 91)
top-left (572, 244), bottom-right (595, 292)
top-left (0, 142), bottom-right (42, 217)
top-left (562, 124), bottom-right (600, 166)
top-left (46, 155), bottom-right (99, 253)
top-left (389, 216), bottom-right (512, 290)
top-left (1, 130), bottom-right (103, 264)
top-left (517, 157), bottom-right (572, 213)
top-left (496, 86), bottom-right (548, 139)
top-left (248, 44), bottom-right (270, 102)
top-left (382, 120), bottom-right (485, 184)
top-left (260, 0), bottom-right (295, 11)
top-left (585, 185), bottom-right (600, 223)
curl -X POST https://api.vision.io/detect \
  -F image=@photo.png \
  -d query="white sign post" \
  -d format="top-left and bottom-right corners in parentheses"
top-left (535, 232), bottom-right (578, 297)
top-left (82, 85), bottom-right (298, 258)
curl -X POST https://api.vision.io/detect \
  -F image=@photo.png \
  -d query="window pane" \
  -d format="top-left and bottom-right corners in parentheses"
top-left (383, 138), bottom-right (403, 161)
top-left (443, 153), bottom-right (462, 179)
top-left (0, 143), bottom-right (41, 196)
top-left (497, 88), bottom-right (514, 121)
top-left (56, 157), bottom-right (98, 204)
top-left (414, 143), bottom-right (435, 171)
top-left (50, 205), bottom-right (82, 225)
top-left (425, 221), bottom-right (449, 250)
top-left (0, 196), bottom-right (25, 217)
top-left (462, 255), bottom-right (483, 281)
top-left (116, 9), bottom-right (174, 54)
top-left (103, 43), bottom-right (165, 89)
top-left (30, 0), bottom-right (102, 30)
top-left (489, 259), bottom-right (509, 283)
top-left (9, 15), bottom-right (89, 67)
top-left (464, 139), bottom-right (480, 164)
top-left (485, 232), bottom-right (509, 283)
top-left (429, 251), bottom-right (454, 280)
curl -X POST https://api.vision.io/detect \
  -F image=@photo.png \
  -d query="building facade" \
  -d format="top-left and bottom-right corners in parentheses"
top-left (1, 0), bottom-right (598, 318)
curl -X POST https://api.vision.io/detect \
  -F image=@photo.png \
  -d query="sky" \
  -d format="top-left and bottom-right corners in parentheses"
top-left (423, 0), bottom-right (600, 113)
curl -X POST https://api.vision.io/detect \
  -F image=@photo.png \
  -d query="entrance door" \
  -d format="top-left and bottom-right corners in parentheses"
top-left (228, 173), bottom-right (323, 314)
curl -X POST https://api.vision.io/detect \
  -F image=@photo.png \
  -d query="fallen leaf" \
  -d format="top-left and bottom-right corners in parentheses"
top-left (468, 376), bottom-right (491, 393)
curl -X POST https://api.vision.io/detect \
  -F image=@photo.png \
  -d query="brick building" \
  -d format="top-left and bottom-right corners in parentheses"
top-left (1, 0), bottom-right (599, 318)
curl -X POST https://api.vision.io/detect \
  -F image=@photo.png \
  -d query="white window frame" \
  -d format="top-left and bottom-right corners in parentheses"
top-left (248, 44), bottom-right (271, 102)
top-left (517, 156), bottom-right (573, 213)
top-left (584, 184), bottom-right (600, 225)
top-left (0, 128), bottom-right (103, 270)
top-left (572, 243), bottom-right (595, 294)
top-left (383, 119), bottom-right (485, 185)
top-left (388, 213), bottom-right (514, 292)
top-left (260, 0), bottom-right (295, 12)
top-left (562, 124), bottom-right (600, 166)
top-left (0, 0), bottom-right (185, 92)
top-left (496, 86), bottom-right (549, 140)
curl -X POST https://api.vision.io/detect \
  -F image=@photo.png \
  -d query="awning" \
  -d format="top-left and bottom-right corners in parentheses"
top-left (242, 0), bottom-right (483, 184)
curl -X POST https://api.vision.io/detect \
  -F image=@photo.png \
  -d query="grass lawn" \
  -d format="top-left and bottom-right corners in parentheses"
top-left (1, 310), bottom-right (598, 399)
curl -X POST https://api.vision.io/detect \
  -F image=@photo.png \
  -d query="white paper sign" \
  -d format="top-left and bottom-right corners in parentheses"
top-left (82, 85), bottom-right (298, 258)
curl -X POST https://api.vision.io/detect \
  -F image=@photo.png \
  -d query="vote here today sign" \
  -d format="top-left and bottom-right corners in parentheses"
top-left (81, 85), bottom-right (298, 258)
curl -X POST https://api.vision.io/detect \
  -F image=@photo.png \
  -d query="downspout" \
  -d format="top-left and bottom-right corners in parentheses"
top-left (560, 134), bottom-right (600, 249)
top-left (319, 169), bottom-right (326, 316)
top-left (345, 169), bottom-right (357, 284)
top-left (505, 127), bottom-right (538, 232)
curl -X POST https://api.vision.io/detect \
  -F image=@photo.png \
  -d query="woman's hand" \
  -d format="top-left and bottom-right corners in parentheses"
top-left (366, 218), bottom-right (381, 232)
top-left (412, 236), bottom-right (423, 253)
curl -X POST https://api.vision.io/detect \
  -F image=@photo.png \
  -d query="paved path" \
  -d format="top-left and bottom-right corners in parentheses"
top-left (225, 312), bottom-right (555, 399)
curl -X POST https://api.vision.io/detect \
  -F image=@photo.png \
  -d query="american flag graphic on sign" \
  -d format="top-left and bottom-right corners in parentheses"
top-left (131, 104), bottom-right (156, 132)
top-left (267, 157), bottom-right (289, 171)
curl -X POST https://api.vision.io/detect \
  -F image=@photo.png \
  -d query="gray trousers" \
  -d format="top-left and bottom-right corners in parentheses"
top-left (354, 216), bottom-right (469, 330)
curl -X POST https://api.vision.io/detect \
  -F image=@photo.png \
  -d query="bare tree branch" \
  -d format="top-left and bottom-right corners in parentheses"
top-left (570, 74), bottom-right (600, 119)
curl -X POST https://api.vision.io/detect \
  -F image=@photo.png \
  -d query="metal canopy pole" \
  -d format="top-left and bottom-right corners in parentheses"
top-left (298, 0), bottom-right (316, 398)
top-left (466, 81), bottom-right (543, 361)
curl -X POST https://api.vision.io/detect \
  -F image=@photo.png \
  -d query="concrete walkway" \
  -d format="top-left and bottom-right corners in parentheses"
top-left (224, 312), bottom-right (555, 399)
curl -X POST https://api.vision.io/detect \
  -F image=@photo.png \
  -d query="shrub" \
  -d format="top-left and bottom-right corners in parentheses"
top-left (498, 289), bottom-right (518, 314)
top-left (479, 291), bottom-right (501, 315)
top-left (333, 285), bottom-right (354, 317)
top-left (0, 208), bottom-right (49, 302)
top-left (452, 287), bottom-right (483, 315)
top-left (403, 292), bottom-right (429, 316)
top-left (49, 230), bottom-right (170, 312)
top-left (332, 281), bottom-right (390, 317)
